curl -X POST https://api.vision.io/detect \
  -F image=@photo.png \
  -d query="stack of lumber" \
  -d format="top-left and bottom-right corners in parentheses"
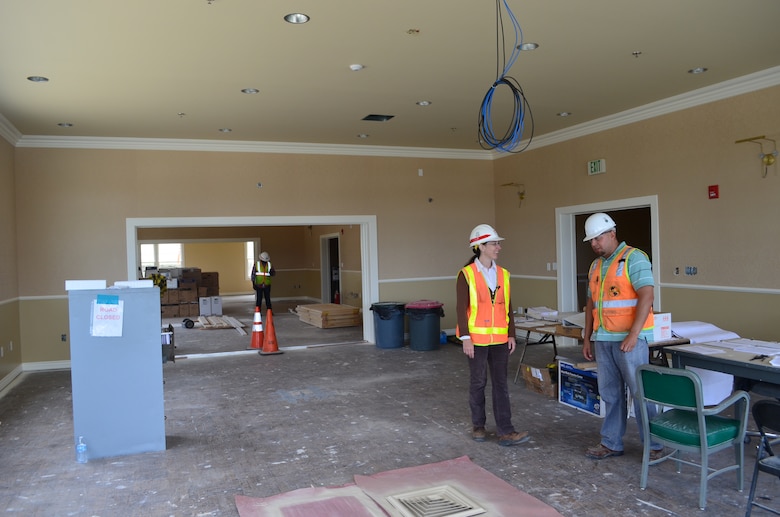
top-left (197, 316), bottom-right (247, 335)
top-left (295, 303), bottom-right (361, 328)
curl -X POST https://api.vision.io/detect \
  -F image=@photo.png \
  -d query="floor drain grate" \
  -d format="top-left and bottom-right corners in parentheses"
top-left (386, 485), bottom-right (485, 517)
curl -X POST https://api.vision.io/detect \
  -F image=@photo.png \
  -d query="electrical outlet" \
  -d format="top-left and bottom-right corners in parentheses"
top-left (61, 334), bottom-right (67, 342)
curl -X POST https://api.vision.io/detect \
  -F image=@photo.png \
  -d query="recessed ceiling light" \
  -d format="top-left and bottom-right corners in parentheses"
top-left (241, 88), bottom-right (259, 94)
top-left (349, 64), bottom-right (364, 72)
top-left (219, 128), bottom-right (232, 133)
top-left (517, 42), bottom-right (539, 51)
top-left (284, 13), bottom-right (309, 24)
top-left (357, 134), bottom-right (369, 139)
top-left (688, 67), bottom-right (708, 74)
top-left (416, 100), bottom-right (432, 106)
top-left (557, 111), bottom-right (572, 117)
top-left (27, 76), bottom-right (49, 83)
top-left (57, 122), bottom-right (73, 127)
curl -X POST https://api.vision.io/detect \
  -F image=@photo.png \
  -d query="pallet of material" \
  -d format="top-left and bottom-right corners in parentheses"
top-left (295, 304), bottom-right (361, 328)
top-left (197, 316), bottom-right (248, 335)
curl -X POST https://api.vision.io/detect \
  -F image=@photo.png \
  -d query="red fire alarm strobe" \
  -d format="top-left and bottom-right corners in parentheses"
top-left (708, 185), bottom-right (719, 199)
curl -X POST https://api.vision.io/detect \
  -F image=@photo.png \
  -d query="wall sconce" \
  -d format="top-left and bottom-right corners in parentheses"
top-left (735, 135), bottom-right (778, 178)
top-left (501, 182), bottom-right (526, 207)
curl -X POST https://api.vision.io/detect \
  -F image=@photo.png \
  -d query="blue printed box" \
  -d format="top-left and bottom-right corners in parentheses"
top-left (558, 360), bottom-right (605, 418)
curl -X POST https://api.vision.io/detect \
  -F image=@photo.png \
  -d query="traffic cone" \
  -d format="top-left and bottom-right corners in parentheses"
top-left (247, 307), bottom-right (264, 350)
top-left (259, 308), bottom-right (283, 355)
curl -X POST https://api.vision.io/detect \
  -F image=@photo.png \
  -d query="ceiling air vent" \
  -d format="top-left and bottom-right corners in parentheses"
top-left (386, 485), bottom-right (485, 517)
top-left (362, 114), bottom-right (394, 122)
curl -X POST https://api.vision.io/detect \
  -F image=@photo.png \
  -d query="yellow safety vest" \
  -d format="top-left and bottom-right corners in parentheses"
top-left (458, 263), bottom-right (511, 345)
top-left (589, 247), bottom-right (653, 333)
top-left (254, 261), bottom-right (273, 287)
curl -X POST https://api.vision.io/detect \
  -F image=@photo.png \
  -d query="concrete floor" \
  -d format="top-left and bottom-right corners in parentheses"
top-left (0, 296), bottom-right (777, 516)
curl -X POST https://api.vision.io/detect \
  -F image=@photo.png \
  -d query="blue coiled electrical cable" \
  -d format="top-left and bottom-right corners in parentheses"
top-left (478, 0), bottom-right (534, 153)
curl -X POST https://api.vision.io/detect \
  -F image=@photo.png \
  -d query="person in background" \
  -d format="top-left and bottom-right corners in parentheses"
top-left (581, 212), bottom-right (664, 461)
top-left (456, 224), bottom-right (530, 447)
top-left (251, 251), bottom-right (275, 312)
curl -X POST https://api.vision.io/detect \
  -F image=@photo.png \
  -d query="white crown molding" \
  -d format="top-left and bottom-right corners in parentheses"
top-left (493, 65), bottom-right (780, 158)
top-left (4, 66), bottom-right (780, 160)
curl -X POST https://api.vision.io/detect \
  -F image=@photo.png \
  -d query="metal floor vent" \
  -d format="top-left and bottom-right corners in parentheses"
top-left (385, 485), bottom-right (486, 517)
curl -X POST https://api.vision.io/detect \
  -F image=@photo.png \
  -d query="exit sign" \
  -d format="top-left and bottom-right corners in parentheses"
top-left (588, 159), bottom-right (606, 175)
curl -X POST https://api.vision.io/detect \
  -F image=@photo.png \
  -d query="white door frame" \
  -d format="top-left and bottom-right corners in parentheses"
top-left (555, 195), bottom-right (661, 313)
top-left (126, 215), bottom-right (379, 343)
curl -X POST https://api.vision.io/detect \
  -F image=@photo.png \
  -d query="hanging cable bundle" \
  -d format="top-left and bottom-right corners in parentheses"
top-left (477, 0), bottom-right (534, 153)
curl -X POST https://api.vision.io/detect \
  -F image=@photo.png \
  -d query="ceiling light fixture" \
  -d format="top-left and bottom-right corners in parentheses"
top-left (416, 100), bottom-right (432, 106)
top-left (357, 134), bottom-right (369, 139)
top-left (557, 111), bottom-right (572, 117)
top-left (27, 76), bottom-right (49, 83)
top-left (349, 64), bottom-right (364, 71)
top-left (241, 88), bottom-right (259, 94)
top-left (517, 42), bottom-right (539, 51)
top-left (632, 51), bottom-right (643, 58)
top-left (688, 67), bottom-right (708, 74)
top-left (284, 13), bottom-right (309, 24)
top-left (57, 122), bottom-right (73, 127)
top-left (219, 128), bottom-right (232, 133)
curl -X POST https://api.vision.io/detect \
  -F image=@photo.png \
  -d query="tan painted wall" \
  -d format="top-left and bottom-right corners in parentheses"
top-left (493, 85), bottom-right (780, 340)
top-left (0, 137), bottom-right (22, 379)
top-left (5, 86), bottom-right (780, 369)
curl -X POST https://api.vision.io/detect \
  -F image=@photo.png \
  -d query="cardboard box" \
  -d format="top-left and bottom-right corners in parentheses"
top-left (521, 363), bottom-right (557, 398)
top-left (211, 296), bottom-right (223, 316)
top-left (178, 287), bottom-right (197, 303)
top-left (199, 297), bottom-right (212, 316)
top-left (653, 312), bottom-right (672, 342)
top-left (555, 324), bottom-right (583, 339)
top-left (167, 289), bottom-right (179, 304)
top-left (161, 304), bottom-right (180, 319)
top-left (559, 360), bottom-right (605, 417)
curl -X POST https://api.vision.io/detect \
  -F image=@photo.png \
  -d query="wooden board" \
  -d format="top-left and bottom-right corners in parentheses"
top-left (295, 303), bottom-right (361, 328)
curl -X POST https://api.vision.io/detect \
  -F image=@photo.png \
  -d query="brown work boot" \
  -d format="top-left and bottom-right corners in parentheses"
top-left (585, 443), bottom-right (624, 459)
top-left (498, 431), bottom-right (530, 446)
top-left (472, 426), bottom-right (487, 442)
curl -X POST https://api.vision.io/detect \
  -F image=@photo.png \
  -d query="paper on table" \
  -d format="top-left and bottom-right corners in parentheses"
top-left (682, 345), bottom-right (727, 355)
top-left (671, 321), bottom-right (740, 344)
top-left (562, 312), bottom-right (586, 328)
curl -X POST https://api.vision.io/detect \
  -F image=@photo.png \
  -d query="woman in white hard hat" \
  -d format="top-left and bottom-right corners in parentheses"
top-left (251, 251), bottom-right (276, 312)
top-left (455, 224), bottom-right (531, 447)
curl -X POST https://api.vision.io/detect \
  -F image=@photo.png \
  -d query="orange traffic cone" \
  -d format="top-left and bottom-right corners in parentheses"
top-left (259, 308), bottom-right (283, 355)
top-left (247, 307), bottom-right (264, 350)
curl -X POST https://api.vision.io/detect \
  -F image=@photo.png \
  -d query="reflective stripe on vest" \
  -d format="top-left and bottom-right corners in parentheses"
top-left (589, 247), bottom-right (653, 333)
top-left (254, 261), bottom-right (272, 286)
top-left (460, 263), bottom-right (510, 345)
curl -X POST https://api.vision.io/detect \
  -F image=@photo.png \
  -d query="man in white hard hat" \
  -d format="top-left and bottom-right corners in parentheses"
top-left (581, 213), bottom-right (664, 461)
top-left (251, 251), bottom-right (275, 312)
top-left (455, 224), bottom-right (531, 447)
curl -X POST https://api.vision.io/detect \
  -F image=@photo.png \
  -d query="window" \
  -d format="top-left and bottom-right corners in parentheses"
top-left (245, 241), bottom-right (256, 279)
top-left (140, 243), bottom-right (183, 275)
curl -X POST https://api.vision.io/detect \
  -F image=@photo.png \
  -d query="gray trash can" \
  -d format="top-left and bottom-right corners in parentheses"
top-left (405, 300), bottom-right (444, 351)
top-left (370, 302), bottom-right (405, 349)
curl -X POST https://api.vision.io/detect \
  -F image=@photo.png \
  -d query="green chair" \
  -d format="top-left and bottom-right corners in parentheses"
top-left (636, 364), bottom-right (750, 510)
top-left (745, 399), bottom-right (780, 517)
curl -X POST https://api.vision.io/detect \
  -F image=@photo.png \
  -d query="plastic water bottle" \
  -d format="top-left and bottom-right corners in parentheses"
top-left (76, 436), bottom-right (88, 464)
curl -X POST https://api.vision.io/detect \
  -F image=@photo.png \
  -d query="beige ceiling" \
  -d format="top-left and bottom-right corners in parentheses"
top-left (2, 0), bottom-right (780, 153)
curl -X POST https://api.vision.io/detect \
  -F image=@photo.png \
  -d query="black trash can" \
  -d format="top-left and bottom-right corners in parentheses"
top-left (405, 300), bottom-right (445, 351)
top-left (370, 302), bottom-right (405, 349)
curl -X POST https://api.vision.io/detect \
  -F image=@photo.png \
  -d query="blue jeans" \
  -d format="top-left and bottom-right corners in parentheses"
top-left (468, 343), bottom-right (515, 436)
top-left (594, 338), bottom-right (661, 452)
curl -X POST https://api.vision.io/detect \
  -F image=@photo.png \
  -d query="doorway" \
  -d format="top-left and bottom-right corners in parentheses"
top-left (125, 215), bottom-right (379, 343)
top-left (320, 234), bottom-right (340, 304)
top-left (555, 195), bottom-right (660, 314)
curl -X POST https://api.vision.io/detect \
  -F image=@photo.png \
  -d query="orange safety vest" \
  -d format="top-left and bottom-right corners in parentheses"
top-left (589, 246), bottom-right (653, 333)
top-left (458, 262), bottom-right (511, 345)
top-left (254, 261), bottom-right (273, 287)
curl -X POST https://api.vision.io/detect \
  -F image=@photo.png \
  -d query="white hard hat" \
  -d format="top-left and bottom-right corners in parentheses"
top-left (469, 224), bottom-right (504, 247)
top-left (260, 251), bottom-right (270, 262)
top-left (583, 213), bottom-right (616, 241)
